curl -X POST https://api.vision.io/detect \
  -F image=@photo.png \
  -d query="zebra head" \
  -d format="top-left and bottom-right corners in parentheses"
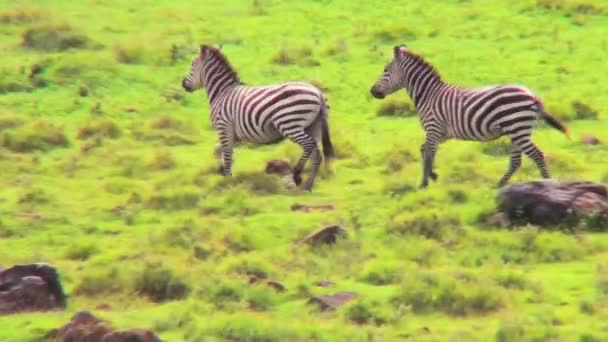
top-left (370, 45), bottom-right (409, 99)
top-left (182, 45), bottom-right (210, 92)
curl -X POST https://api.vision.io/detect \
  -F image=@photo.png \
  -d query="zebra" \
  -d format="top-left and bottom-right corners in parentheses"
top-left (182, 45), bottom-right (334, 191)
top-left (370, 44), bottom-right (570, 189)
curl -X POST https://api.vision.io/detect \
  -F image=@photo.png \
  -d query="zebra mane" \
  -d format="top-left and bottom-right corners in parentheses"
top-left (403, 50), bottom-right (442, 81)
top-left (204, 46), bottom-right (244, 84)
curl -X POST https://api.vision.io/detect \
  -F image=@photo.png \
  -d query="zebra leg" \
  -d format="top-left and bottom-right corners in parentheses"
top-left (420, 143), bottom-right (438, 181)
top-left (497, 145), bottom-right (522, 187)
top-left (213, 143), bottom-right (224, 175)
top-left (515, 138), bottom-right (550, 180)
top-left (218, 127), bottom-right (235, 177)
top-left (302, 148), bottom-right (322, 191)
top-left (282, 129), bottom-right (317, 187)
top-left (420, 140), bottom-right (439, 189)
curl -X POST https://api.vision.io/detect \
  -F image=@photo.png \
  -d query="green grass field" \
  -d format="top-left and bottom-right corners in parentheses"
top-left (1, 0), bottom-right (608, 341)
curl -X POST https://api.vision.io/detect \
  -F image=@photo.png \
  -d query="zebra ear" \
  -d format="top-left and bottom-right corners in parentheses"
top-left (394, 45), bottom-right (407, 59)
top-left (201, 44), bottom-right (211, 57)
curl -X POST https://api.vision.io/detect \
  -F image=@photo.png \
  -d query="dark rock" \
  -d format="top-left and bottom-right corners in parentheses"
top-left (101, 329), bottom-right (162, 342)
top-left (0, 263), bottom-right (66, 315)
top-left (51, 311), bottom-right (163, 342)
top-left (266, 280), bottom-right (286, 293)
top-left (265, 159), bottom-right (291, 175)
top-left (581, 134), bottom-right (601, 145)
top-left (299, 225), bottom-right (346, 246)
top-left (96, 303), bottom-right (112, 311)
top-left (498, 180), bottom-right (608, 227)
top-left (291, 203), bottom-right (335, 213)
top-left (308, 291), bottom-right (357, 311)
top-left (314, 280), bottom-right (335, 287)
top-left (248, 276), bottom-right (285, 292)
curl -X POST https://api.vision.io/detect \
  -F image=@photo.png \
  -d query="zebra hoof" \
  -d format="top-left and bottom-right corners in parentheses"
top-left (419, 182), bottom-right (429, 189)
top-left (430, 172), bottom-right (438, 181)
top-left (292, 172), bottom-right (303, 186)
top-left (302, 181), bottom-right (314, 192)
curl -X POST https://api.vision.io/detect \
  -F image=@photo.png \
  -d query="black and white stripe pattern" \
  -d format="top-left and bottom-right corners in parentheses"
top-left (182, 45), bottom-right (334, 191)
top-left (370, 45), bottom-right (569, 188)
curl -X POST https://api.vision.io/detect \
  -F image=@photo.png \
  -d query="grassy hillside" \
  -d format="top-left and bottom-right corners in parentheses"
top-left (1, 0), bottom-right (608, 340)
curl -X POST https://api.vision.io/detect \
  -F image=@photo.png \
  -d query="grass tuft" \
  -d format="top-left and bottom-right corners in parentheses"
top-left (134, 263), bottom-right (190, 302)
top-left (1, 121), bottom-right (69, 152)
top-left (22, 24), bottom-right (92, 51)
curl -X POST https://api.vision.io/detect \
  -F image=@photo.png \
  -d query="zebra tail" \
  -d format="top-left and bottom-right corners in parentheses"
top-left (541, 110), bottom-right (571, 139)
top-left (319, 98), bottom-right (335, 161)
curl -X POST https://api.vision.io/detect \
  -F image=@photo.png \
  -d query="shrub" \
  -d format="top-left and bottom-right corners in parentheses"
top-left (64, 242), bottom-right (99, 261)
top-left (572, 100), bottom-right (599, 120)
top-left (18, 188), bottom-right (49, 205)
top-left (22, 24), bottom-right (91, 51)
top-left (247, 286), bottom-right (279, 311)
top-left (0, 69), bottom-right (34, 94)
top-left (391, 270), bottom-right (505, 316)
top-left (227, 257), bottom-right (273, 279)
top-left (114, 41), bottom-right (146, 64)
top-left (0, 116), bottom-right (23, 131)
top-left (74, 268), bottom-right (125, 296)
top-left (0, 7), bottom-right (41, 24)
top-left (373, 25), bottom-right (417, 43)
top-left (358, 260), bottom-right (402, 285)
top-left (1, 121), bottom-right (68, 152)
top-left (148, 149), bottom-right (177, 170)
top-left (343, 300), bottom-right (390, 325)
top-left (376, 99), bottom-right (416, 117)
top-left (198, 315), bottom-right (314, 341)
top-left (222, 231), bottom-right (256, 253)
top-left (204, 279), bottom-right (245, 310)
top-left (134, 263), bottom-right (190, 302)
top-left (383, 147), bottom-right (416, 174)
top-left (271, 46), bottom-right (318, 66)
top-left (324, 39), bottom-right (348, 57)
top-left (447, 189), bottom-right (468, 203)
top-left (161, 220), bottom-right (203, 249)
top-left (386, 211), bottom-right (461, 241)
top-left (77, 119), bottom-right (121, 140)
top-left (150, 115), bottom-right (188, 130)
top-left (146, 189), bottom-right (200, 211)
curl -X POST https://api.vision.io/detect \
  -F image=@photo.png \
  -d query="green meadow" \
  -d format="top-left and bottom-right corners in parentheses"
top-left (1, 0), bottom-right (608, 340)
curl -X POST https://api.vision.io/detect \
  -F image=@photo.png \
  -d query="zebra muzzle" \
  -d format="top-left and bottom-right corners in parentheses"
top-left (370, 87), bottom-right (385, 99)
top-left (182, 79), bottom-right (193, 92)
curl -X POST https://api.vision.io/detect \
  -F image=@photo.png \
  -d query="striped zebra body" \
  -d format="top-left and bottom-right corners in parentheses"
top-left (182, 45), bottom-right (334, 191)
top-left (371, 45), bottom-right (569, 188)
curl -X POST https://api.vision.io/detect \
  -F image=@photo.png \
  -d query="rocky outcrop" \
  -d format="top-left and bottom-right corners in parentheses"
top-left (298, 225), bottom-right (346, 246)
top-left (580, 133), bottom-right (601, 145)
top-left (265, 159), bottom-right (291, 175)
top-left (498, 180), bottom-right (608, 227)
top-left (308, 292), bottom-right (357, 311)
top-left (0, 263), bottom-right (66, 315)
top-left (47, 311), bottom-right (163, 342)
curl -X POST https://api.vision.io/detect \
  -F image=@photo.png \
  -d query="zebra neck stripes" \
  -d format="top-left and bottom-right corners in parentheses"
top-left (202, 51), bottom-right (242, 104)
top-left (399, 55), bottom-right (444, 108)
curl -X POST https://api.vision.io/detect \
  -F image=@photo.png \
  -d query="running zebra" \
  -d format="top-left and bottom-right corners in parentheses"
top-left (182, 45), bottom-right (334, 191)
top-left (370, 45), bottom-right (570, 189)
